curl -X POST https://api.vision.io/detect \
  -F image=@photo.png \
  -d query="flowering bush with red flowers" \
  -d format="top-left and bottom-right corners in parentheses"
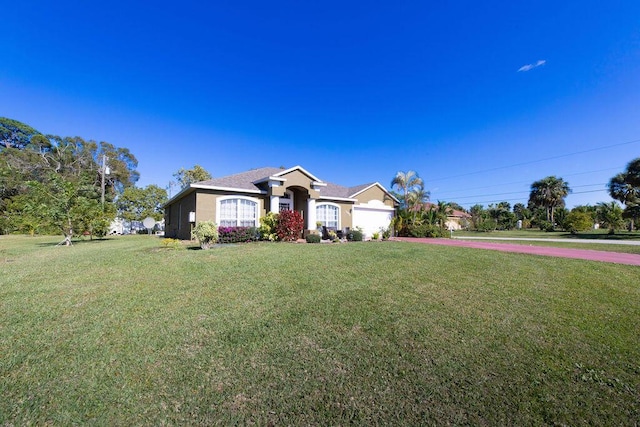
top-left (275, 210), bottom-right (304, 241)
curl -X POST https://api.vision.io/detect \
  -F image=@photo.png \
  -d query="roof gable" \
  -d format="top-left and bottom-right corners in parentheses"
top-left (271, 165), bottom-right (322, 183)
top-left (348, 182), bottom-right (398, 202)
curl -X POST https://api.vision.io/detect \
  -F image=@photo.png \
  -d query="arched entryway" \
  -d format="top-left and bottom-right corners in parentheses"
top-left (286, 185), bottom-right (312, 228)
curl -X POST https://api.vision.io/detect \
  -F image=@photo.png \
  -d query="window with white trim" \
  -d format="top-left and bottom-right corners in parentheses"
top-left (219, 198), bottom-right (258, 227)
top-left (316, 203), bottom-right (339, 229)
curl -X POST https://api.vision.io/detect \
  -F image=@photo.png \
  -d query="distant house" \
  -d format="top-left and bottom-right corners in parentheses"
top-left (421, 202), bottom-right (472, 230)
top-left (163, 166), bottom-right (398, 240)
top-left (108, 218), bottom-right (125, 235)
top-left (445, 208), bottom-right (472, 230)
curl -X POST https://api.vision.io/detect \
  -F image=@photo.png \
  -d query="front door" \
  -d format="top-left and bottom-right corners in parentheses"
top-left (279, 190), bottom-right (294, 212)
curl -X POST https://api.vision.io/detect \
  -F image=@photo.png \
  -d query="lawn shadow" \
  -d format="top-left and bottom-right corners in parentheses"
top-left (186, 243), bottom-right (237, 250)
top-left (566, 232), bottom-right (640, 241)
top-left (37, 237), bottom-right (117, 247)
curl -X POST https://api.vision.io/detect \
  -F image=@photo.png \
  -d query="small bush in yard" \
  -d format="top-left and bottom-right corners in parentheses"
top-left (160, 238), bottom-right (182, 249)
top-left (563, 211), bottom-right (593, 234)
top-left (409, 224), bottom-right (445, 238)
top-left (259, 212), bottom-right (279, 241)
top-left (348, 229), bottom-right (363, 241)
top-left (276, 210), bottom-right (304, 242)
top-left (381, 227), bottom-right (391, 240)
top-left (193, 221), bottom-right (218, 249)
top-left (538, 220), bottom-right (555, 232)
top-left (475, 218), bottom-right (497, 232)
top-left (305, 233), bottom-right (321, 243)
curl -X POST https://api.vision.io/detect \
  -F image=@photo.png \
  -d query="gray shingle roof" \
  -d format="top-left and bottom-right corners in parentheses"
top-left (321, 181), bottom-right (352, 198)
top-left (196, 167), bottom-right (283, 191)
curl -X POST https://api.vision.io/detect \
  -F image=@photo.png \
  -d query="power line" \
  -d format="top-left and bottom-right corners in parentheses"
top-left (458, 189), bottom-right (609, 208)
top-left (438, 183), bottom-right (608, 201)
top-left (432, 166), bottom-right (624, 196)
top-left (428, 138), bottom-right (640, 183)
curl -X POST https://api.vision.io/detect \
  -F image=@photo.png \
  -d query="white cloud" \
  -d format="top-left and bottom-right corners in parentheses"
top-left (518, 59), bottom-right (546, 72)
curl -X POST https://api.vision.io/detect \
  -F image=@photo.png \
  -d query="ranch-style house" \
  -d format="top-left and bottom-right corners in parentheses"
top-left (164, 166), bottom-right (398, 240)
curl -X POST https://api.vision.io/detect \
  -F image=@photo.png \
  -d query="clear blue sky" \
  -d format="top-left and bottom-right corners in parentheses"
top-left (2, 1), bottom-right (639, 209)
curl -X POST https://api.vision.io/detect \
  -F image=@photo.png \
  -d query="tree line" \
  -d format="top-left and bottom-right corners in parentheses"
top-left (0, 117), bottom-right (213, 244)
top-left (389, 157), bottom-right (640, 236)
top-left (469, 159), bottom-right (640, 233)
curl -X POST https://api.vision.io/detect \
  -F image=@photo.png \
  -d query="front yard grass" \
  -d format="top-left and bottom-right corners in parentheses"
top-left (1, 235), bottom-right (638, 425)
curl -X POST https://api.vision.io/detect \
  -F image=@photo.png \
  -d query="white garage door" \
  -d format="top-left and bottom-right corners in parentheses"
top-left (352, 206), bottom-right (394, 237)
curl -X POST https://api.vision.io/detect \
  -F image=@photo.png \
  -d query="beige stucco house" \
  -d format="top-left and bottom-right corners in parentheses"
top-left (164, 166), bottom-right (398, 240)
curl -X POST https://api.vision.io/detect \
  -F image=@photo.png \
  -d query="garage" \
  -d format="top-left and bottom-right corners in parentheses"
top-left (352, 205), bottom-right (395, 238)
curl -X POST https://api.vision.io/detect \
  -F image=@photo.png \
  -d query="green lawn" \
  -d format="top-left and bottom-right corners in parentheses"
top-left (1, 235), bottom-right (639, 425)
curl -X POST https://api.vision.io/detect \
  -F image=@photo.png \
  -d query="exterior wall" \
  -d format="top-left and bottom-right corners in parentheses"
top-left (445, 219), bottom-right (462, 231)
top-left (164, 191), bottom-right (196, 240)
top-left (338, 201), bottom-right (354, 230)
top-left (165, 190), bottom-right (267, 240)
top-left (196, 192), bottom-right (218, 226)
top-left (355, 186), bottom-right (396, 208)
top-left (279, 169), bottom-right (315, 190)
top-left (445, 216), bottom-right (471, 231)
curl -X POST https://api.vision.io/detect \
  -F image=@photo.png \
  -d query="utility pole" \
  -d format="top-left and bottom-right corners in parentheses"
top-left (101, 155), bottom-right (109, 207)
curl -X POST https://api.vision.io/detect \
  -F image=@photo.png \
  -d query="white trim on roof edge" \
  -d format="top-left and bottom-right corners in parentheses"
top-left (353, 204), bottom-right (396, 211)
top-left (190, 183), bottom-right (266, 194)
top-left (253, 175), bottom-right (287, 185)
top-left (318, 195), bottom-right (357, 202)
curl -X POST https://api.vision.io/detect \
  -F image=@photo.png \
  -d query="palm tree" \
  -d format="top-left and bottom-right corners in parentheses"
top-left (435, 201), bottom-right (452, 229)
top-left (608, 170), bottom-right (640, 231)
top-left (626, 158), bottom-right (640, 186)
top-left (608, 173), bottom-right (638, 203)
top-left (512, 203), bottom-right (530, 221)
top-left (391, 171), bottom-right (426, 210)
top-left (390, 208), bottom-right (412, 236)
top-left (597, 201), bottom-right (624, 234)
top-left (528, 176), bottom-right (571, 224)
top-left (407, 185), bottom-right (429, 206)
